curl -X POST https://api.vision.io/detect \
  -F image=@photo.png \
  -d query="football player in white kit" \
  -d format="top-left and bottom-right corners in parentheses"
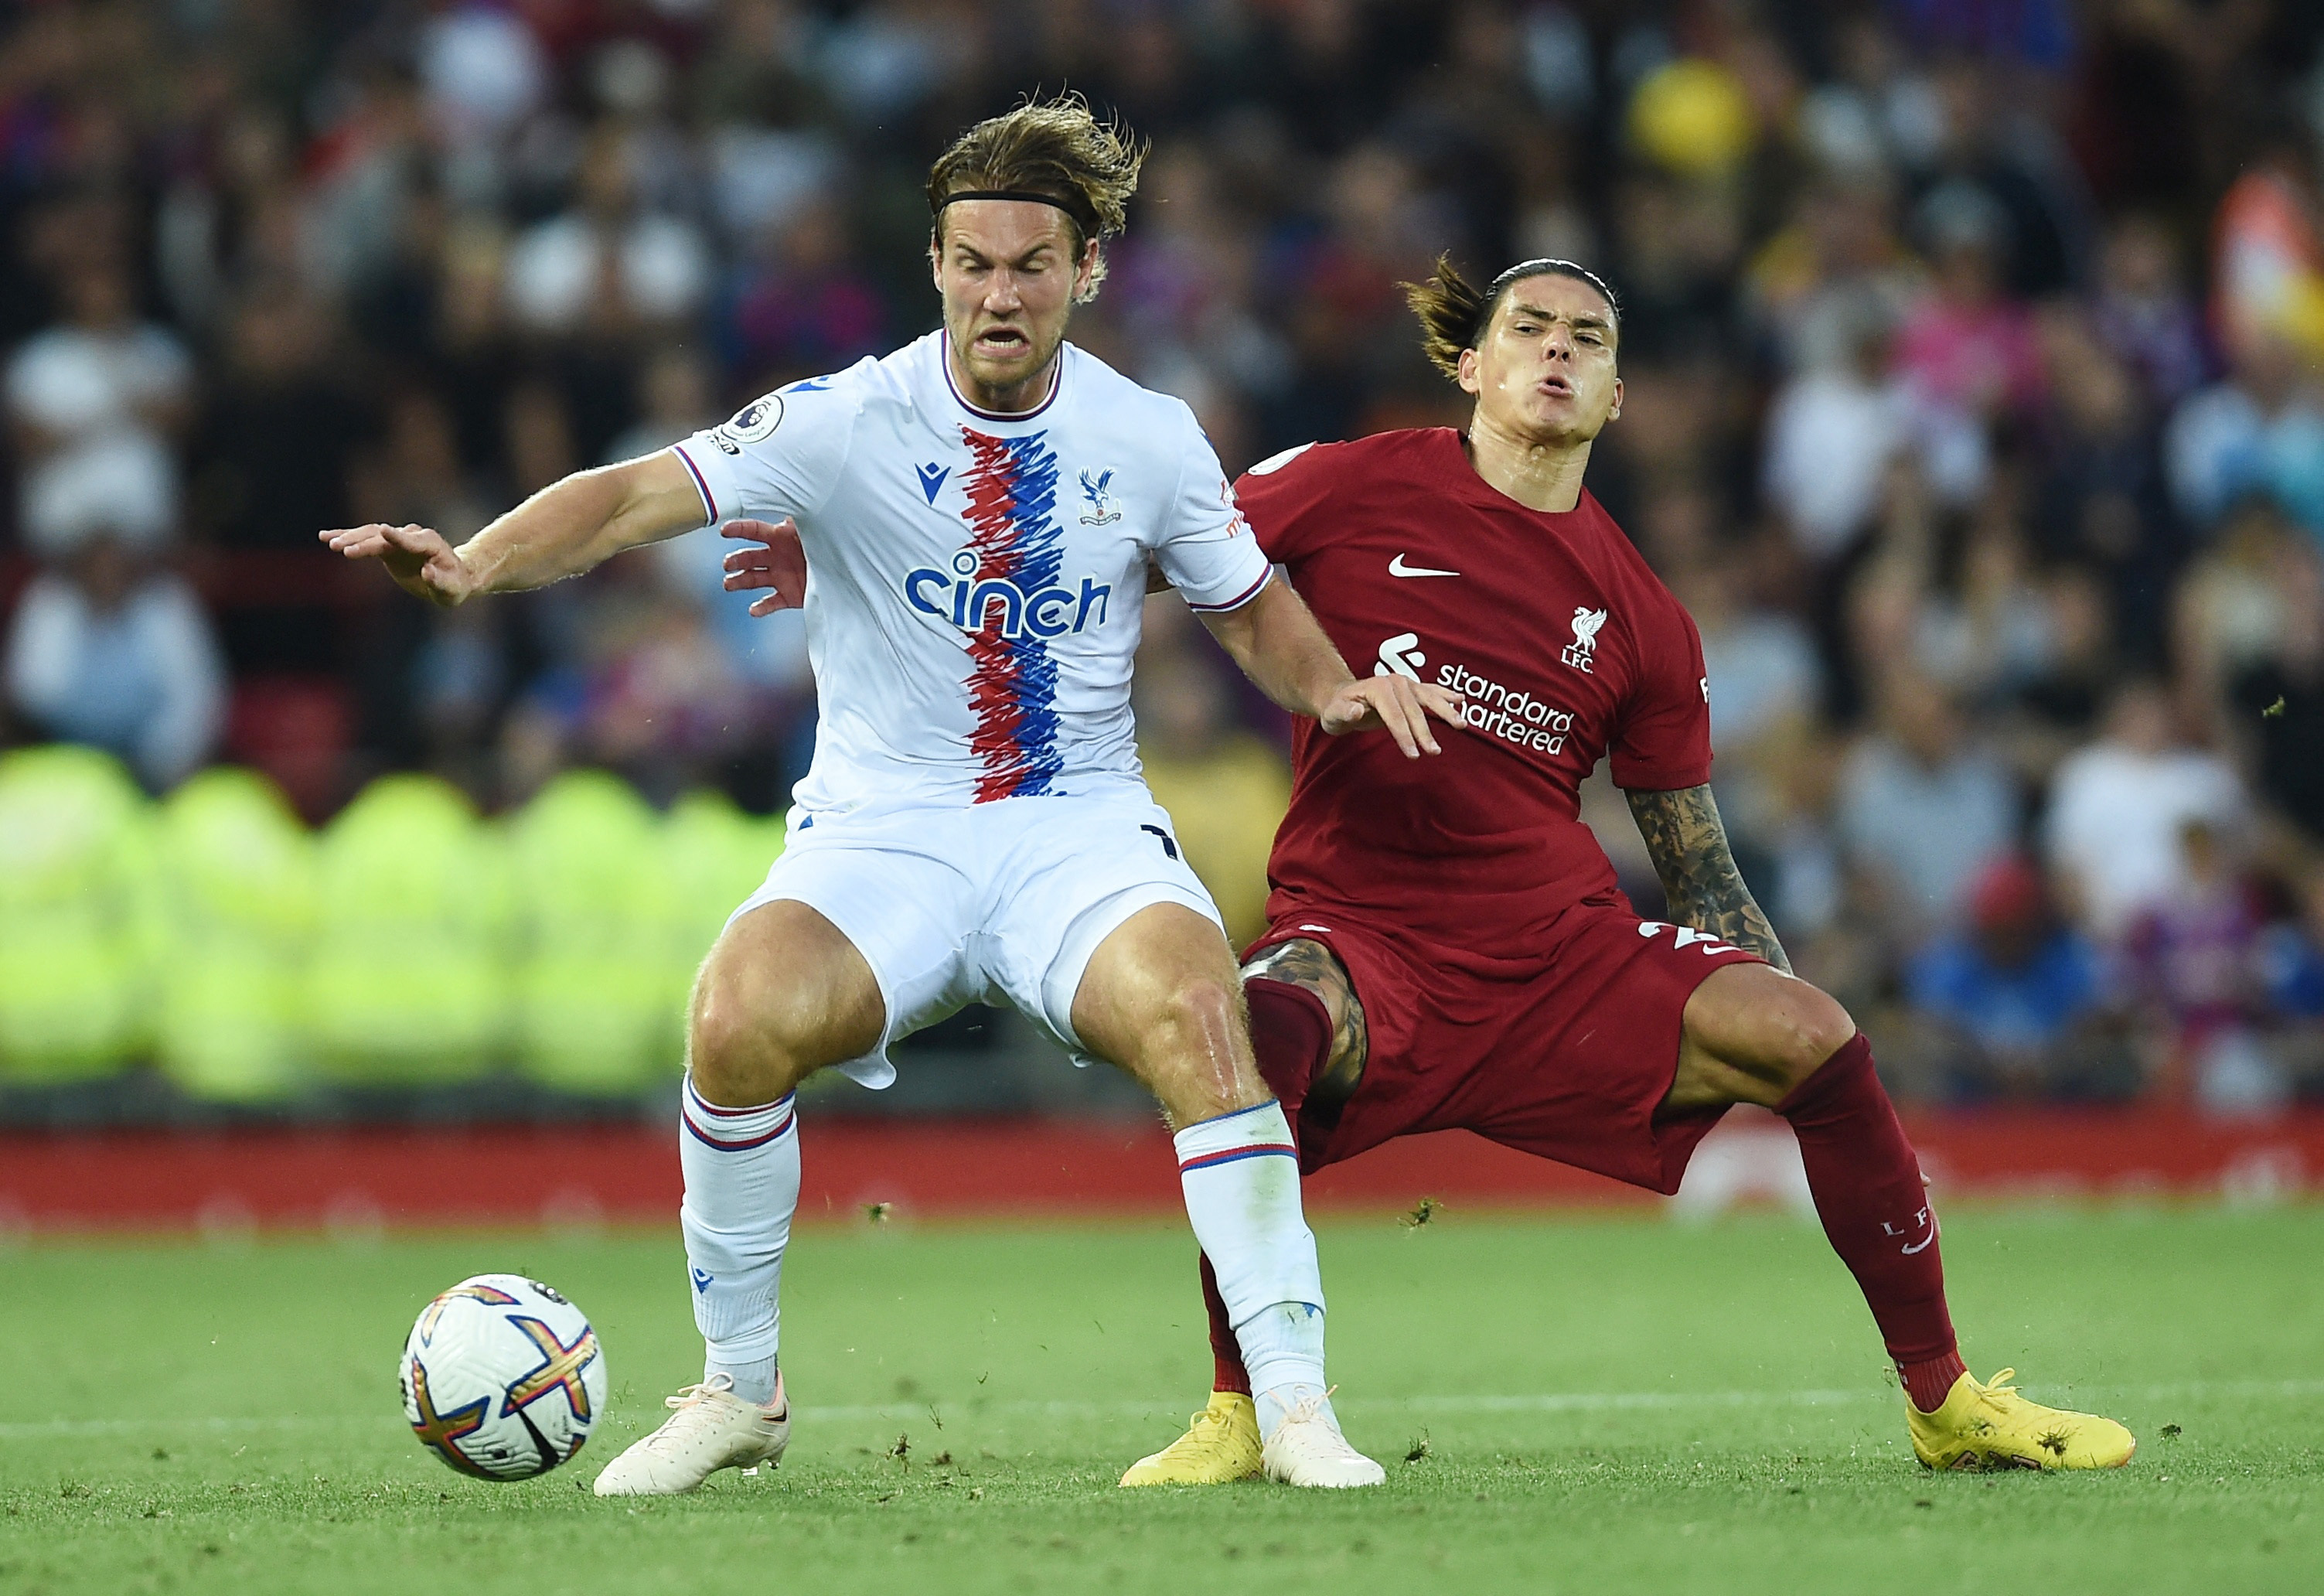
top-left (323, 96), bottom-right (1461, 1493)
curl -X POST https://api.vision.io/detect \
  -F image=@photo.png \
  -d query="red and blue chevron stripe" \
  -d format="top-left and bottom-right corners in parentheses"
top-left (681, 1085), bottom-right (796, 1151)
top-left (959, 427), bottom-right (1066, 803)
top-left (1178, 1143), bottom-right (1297, 1173)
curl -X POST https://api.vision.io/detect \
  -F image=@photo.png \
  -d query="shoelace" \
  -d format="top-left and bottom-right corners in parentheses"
top-left (1977, 1369), bottom-right (2023, 1408)
top-left (1269, 1384), bottom-right (1364, 1456)
top-left (1279, 1383), bottom-right (1339, 1428)
top-left (665, 1372), bottom-right (738, 1411)
top-left (638, 1373), bottom-right (746, 1458)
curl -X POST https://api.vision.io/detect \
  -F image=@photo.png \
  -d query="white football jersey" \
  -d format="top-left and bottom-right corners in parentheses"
top-left (671, 332), bottom-right (1272, 814)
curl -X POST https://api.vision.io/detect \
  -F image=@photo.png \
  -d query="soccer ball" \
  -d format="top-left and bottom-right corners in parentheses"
top-left (398, 1273), bottom-right (608, 1480)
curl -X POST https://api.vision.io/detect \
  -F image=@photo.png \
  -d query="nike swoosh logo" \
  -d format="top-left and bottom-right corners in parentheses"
top-left (1389, 554), bottom-right (1460, 578)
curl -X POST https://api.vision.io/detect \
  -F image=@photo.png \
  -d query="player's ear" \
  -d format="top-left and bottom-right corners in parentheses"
top-left (1457, 345), bottom-right (1482, 397)
top-left (929, 230), bottom-right (944, 292)
top-left (1608, 374), bottom-right (1623, 422)
top-left (1073, 236), bottom-right (1100, 300)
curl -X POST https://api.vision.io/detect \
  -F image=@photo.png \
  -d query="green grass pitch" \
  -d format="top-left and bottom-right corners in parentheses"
top-left (3, 1206), bottom-right (2319, 1594)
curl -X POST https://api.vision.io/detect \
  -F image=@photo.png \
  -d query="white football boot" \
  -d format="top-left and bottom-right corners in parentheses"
top-left (1258, 1386), bottom-right (1385, 1489)
top-left (592, 1371), bottom-right (789, 1496)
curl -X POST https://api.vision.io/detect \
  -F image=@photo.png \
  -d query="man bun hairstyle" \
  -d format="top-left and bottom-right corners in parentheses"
top-left (1406, 256), bottom-right (1488, 380)
top-left (927, 91), bottom-right (1147, 302)
top-left (1404, 254), bottom-right (1621, 380)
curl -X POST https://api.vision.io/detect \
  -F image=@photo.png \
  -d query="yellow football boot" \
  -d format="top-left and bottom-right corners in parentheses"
top-left (1119, 1391), bottom-right (1264, 1486)
top-left (1907, 1368), bottom-right (2137, 1471)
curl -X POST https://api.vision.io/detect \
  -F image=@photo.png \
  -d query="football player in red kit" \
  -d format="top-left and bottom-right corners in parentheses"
top-left (717, 256), bottom-right (2135, 1482)
top-left (1113, 256), bottom-right (2135, 1482)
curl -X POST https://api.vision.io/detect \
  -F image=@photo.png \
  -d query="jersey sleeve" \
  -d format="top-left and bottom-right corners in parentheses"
top-left (1231, 441), bottom-right (1334, 563)
top-left (1150, 408), bottom-right (1274, 612)
top-left (668, 370), bottom-right (864, 526)
top-left (1608, 588), bottom-right (1714, 791)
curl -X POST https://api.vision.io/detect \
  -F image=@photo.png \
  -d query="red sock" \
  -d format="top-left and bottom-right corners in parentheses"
top-left (1198, 975), bottom-right (1333, 1396)
top-left (1774, 1035), bottom-right (1965, 1412)
top-left (1200, 1252), bottom-right (1250, 1396)
top-left (1240, 976), bottom-right (1331, 1113)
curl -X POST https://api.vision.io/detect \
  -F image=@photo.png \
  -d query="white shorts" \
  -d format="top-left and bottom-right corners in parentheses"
top-left (724, 790), bottom-right (1224, 1088)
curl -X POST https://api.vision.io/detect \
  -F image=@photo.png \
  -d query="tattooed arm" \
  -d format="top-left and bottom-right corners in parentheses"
top-left (1624, 784), bottom-right (1791, 974)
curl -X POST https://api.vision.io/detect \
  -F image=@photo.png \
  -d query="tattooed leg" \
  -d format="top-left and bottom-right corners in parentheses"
top-left (1241, 938), bottom-right (1368, 1108)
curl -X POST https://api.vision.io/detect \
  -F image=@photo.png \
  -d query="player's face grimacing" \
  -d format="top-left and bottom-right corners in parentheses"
top-left (1456, 275), bottom-right (1622, 449)
top-left (932, 200), bottom-right (1100, 411)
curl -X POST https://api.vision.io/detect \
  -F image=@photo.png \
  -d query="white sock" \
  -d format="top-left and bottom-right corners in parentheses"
top-left (1173, 1101), bottom-right (1327, 1413)
top-left (1241, 1303), bottom-right (1331, 1431)
top-left (677, 1073), bottom-right (798, 1407)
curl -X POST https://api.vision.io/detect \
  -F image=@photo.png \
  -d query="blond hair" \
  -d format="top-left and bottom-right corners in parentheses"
top-left (926, 92), bottom-right (1147, 302)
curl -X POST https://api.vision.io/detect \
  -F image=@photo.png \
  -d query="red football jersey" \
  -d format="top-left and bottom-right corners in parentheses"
top-left (1232, 428), bottom-right (1712, 941)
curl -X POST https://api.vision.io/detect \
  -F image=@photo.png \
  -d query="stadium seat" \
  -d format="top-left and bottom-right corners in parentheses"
top-left (0, 746), bottom-right (158, 1081)
top-left (152, 766), bottom-right (316, 1101)
top-left (307, 774), bottom-right (512, 1084)
top-left (505, 769), bottom-right (683, 1094)
top-left (223, 674), bottom-right (353, 824)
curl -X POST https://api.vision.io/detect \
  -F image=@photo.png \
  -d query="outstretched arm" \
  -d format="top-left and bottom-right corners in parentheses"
top-left (320, 450), bottom-right (708, 606)
top-left (1197, 577), bottom-right (1465, 759)
top-left (1624, 783), bottom-right (1791, 973)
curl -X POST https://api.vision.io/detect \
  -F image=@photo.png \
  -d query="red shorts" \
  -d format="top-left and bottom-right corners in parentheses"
top-left (1247, 895), bottom-right (1763, 1196)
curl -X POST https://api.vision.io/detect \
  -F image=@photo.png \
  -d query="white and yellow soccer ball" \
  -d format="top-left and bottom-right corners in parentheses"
top-left (399, 1274), bottom-right (608, 1480)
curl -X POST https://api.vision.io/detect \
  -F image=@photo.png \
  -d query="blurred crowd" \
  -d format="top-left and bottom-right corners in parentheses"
top-left (5, 0), bottom-right (2324, 1113)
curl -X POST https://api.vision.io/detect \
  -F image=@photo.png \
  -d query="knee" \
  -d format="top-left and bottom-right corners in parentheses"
top-left (1143, 973), bottom-right (1256, 1100)
top-left (687, 973), bottom-right (794, 1103)
top-left (1777, 984), bottom-right (1859, 1085)
top-left (1153, 972), bottom-right (1242, 1053)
